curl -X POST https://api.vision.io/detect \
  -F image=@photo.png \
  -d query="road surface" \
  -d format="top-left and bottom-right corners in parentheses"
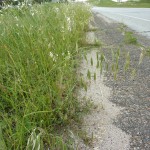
top-left (92, 7), bottom-right (150, 38)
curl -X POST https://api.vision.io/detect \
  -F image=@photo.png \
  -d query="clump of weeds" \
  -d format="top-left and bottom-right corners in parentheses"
top-left (124, 31), bottom-right (137, 44)
top-left (0, 2), bottom-right (91, 149)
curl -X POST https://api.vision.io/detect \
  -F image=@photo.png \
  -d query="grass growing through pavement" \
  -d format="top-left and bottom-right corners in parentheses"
top-left (89, 0), bottom-right (150, 8)
top-left (0, 3), bottom-right (91, 149)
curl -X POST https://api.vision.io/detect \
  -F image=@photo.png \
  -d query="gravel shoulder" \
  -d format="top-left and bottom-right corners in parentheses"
top-left (78, 49), bottom-right (131, 150)
top-left (76, 12), bottom-right (150, 150)
top-left (92, 12), bottom-right (150, 150)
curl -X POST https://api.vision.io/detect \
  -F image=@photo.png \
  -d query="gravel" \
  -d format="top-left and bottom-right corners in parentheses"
top-left (92, 12), bottom-right (150, 150)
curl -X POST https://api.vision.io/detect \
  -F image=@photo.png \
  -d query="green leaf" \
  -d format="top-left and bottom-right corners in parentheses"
top-left (94, 72), bottom-right (96, 80)
top-left (91, 57), bottom-right (93, 66)
top-left (87, 69), bottom-right (91, 79)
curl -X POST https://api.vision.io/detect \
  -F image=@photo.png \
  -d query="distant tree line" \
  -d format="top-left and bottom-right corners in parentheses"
top-left (139, 0), bottom-right (150, 2)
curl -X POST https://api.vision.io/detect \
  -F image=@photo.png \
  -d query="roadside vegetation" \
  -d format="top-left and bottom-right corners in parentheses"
top-left (0, 3), bottom-right (91, 149)
top-left (89, 0), bottom-right (150, 8)
top-left (124, 31), bottom-right (137, 44)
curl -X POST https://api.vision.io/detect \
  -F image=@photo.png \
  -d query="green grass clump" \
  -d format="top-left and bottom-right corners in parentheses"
top-left (124, 31), bottom-right (137, 44)
top-left (0, 3), bottom-right (91, 149)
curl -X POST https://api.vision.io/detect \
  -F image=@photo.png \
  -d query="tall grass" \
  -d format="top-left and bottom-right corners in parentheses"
top-left (0, 3), bottom-right (91, 149)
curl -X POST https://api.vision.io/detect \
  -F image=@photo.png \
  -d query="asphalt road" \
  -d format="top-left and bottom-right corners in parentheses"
top-left (92, 7), bottom-right (150, 38)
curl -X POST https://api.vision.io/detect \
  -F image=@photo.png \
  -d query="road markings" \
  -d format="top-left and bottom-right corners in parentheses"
top-left (115, 13), bottom-right (150, 22)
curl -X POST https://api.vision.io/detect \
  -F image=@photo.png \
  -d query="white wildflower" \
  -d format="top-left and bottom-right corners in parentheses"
top-left (67, 17), bottom-right (71, 23)
top-left (49, 52), bottom-right (53, 58)
top-left (49, 52), bottom-right (56, 62)
top-left (68, 51), bottom-right (70, 55)
top-left (54, 7), bottom-right (59, 13)
top-left (65, 51), bottom-right (71, 60)
top-left (61, 26), bottom-right (65, 33)
top-left (14, 16), bottom-right (18, 21)
top-left (66, 17), bottom-right (72, 31)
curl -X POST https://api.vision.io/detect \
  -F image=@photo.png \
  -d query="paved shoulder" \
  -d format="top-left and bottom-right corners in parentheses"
top-left (92, 7), bottom-right (150, 38)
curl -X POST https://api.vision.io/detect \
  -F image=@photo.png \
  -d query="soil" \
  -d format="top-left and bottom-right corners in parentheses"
top-left (75, 12), bottom-right (150, 150)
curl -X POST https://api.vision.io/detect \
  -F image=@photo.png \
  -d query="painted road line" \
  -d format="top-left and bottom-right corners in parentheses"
top-left (114, 13), bottom-right (150, 22)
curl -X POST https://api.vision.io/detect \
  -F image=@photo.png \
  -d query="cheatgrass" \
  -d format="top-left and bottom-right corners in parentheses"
top-left (0, 2), bottom-right (91, 149)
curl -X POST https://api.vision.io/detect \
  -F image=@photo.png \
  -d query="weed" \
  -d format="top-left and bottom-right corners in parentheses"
top-left (87, 69), bottom-right (91, 79)
top-left (124, 31), bottom-right (137, 44)
top-left (0, 2), bottom-right (91, 149)
top-left (91, 57), bottom-right (93, 66)
top-left (124, 52), bottom-right (130, 72)
top-left (131, 68), bottom-right (137, 79)
top-left (78, 130), bottom-right (93, 146)
top-left (94, 39), bottom-right (102, 47)
top-left (145, 48), bottom-right (150, 57)
top-left (80, 77), bottom-right (87, 91)
top-left (139, 47), bottom-right (150, 64)
top-left (94, 72), bottom-right (96, 80)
